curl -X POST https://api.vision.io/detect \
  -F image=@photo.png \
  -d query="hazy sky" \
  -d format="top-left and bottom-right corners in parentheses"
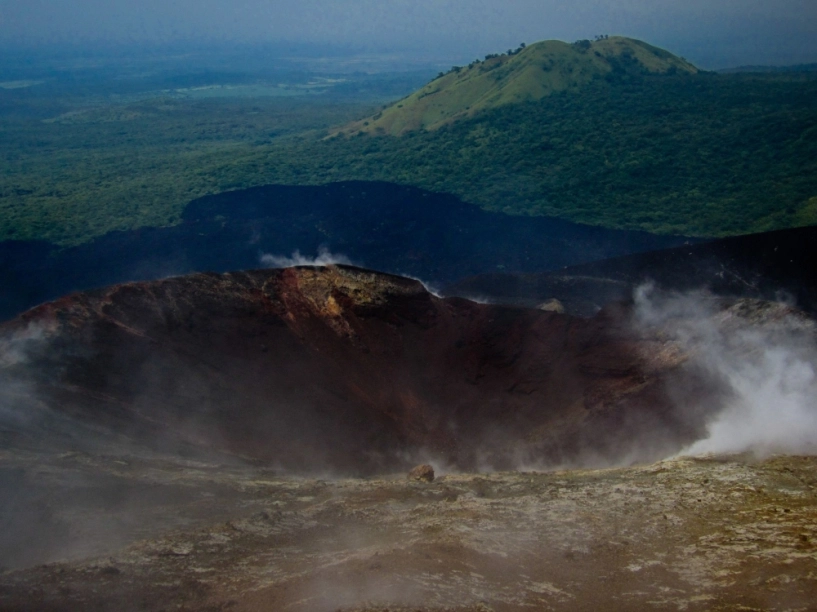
top-left (2, 0), bottom-right (816, 68)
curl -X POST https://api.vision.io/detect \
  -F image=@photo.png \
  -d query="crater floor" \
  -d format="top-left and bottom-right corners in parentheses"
top-left (1, 451), bottom-right (816, 611)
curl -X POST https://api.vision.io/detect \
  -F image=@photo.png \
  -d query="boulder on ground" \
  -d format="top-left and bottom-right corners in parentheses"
top-left (408, 464), bottom-right (435, 482)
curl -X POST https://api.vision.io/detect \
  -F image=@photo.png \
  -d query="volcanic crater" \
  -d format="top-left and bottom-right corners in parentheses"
top-left (2, 264), bottom-right (722, 474)
top-left (1, 265), bottom-right (817, 611)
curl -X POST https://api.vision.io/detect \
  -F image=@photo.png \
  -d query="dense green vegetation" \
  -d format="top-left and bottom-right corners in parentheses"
top-left (216, 71), bottom-right (817, 237)
top-left (313, 72), bottom-right (817, 236)
top-left (1, 56), bottom-right (816, 244)
top-left (0, 51), bottom-right (433, 244)
top-left (0, 95), bottom-right (377, 243)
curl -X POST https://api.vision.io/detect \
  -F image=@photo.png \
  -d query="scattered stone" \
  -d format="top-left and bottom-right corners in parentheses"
top-left (408, 464), bottom-right (435, 482)
top-left (537, 298), bottom-right (565, 313)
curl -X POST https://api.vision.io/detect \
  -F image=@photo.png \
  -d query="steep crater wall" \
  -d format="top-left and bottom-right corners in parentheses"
top-left (0, 265), bottom-right (728, 475)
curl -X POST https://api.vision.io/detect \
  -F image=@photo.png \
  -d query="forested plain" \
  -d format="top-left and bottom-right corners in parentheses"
top-left (1, 67), bottom-right (816, 244)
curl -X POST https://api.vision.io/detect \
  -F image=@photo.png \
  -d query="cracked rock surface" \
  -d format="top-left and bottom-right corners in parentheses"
top-left (1, 452), bottom-right (816, 611)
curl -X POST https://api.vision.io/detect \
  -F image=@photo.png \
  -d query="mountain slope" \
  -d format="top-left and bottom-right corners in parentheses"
top-left (341, 37), bottom-right (698, 135)
top-left (301, 70), bottom-right (817, 237)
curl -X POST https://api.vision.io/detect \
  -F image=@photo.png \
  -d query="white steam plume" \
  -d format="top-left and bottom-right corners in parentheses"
top-left (634, 284), bottom-right (817, 458)
top-left (259, 247), bottom-right (352, 268)
top-left (684, 343), bottom-right (817, 456)
top-left (257, 248), bottom-right (446, 297)
top-left (0, 323), bottom-right (53, 429)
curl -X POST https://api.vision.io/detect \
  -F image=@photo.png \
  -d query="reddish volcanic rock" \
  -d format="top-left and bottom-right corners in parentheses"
top-left (0, 265), bottom-right (714, 474)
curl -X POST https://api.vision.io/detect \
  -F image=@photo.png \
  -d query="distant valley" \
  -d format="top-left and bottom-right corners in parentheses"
top-left (1, 37), bottom-right (816, 245)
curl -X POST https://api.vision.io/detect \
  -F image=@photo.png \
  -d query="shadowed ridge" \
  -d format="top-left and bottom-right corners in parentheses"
top-left (443, 225), bottom-right (817, 316)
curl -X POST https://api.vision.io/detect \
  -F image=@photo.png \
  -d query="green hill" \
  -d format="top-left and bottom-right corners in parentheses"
top-left (340, 37), bottom-right (698, 135)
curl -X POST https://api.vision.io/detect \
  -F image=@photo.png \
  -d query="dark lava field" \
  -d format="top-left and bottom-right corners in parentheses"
top-left (0, 181), bottom-right (692, 323)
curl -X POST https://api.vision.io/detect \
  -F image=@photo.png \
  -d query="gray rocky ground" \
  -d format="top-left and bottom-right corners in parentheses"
top-left (1, 450), bottom-right (816, 611)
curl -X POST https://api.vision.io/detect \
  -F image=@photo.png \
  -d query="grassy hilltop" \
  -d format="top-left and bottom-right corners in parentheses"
top-left (341, 37), bottom-right (698, 135)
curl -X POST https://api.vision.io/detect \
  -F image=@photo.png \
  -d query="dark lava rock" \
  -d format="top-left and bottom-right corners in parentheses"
top-left (408, 464), bottom-right (435, 483)
top-left (444, 226), bottom-right (817, 317)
